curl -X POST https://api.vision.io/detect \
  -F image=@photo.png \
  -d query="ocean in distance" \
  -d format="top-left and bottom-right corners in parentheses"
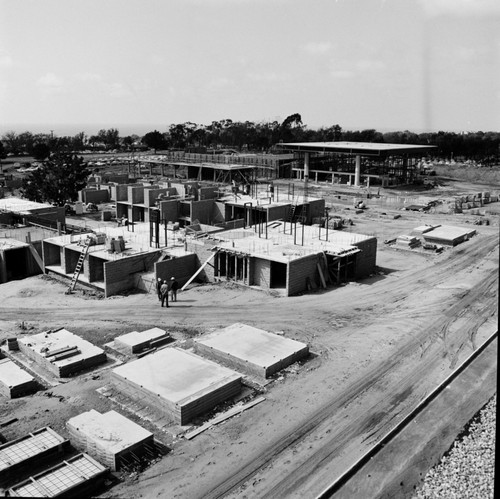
top-left (0, 123), bottom-right (167, 137)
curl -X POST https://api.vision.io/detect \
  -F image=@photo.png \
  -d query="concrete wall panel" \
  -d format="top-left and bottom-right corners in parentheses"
top-left (287, 254), bottom-right (319, 296)
top-left (155, 253), bottom-right (197, 287)
top-left (104, 251), bottom-right (162, 297)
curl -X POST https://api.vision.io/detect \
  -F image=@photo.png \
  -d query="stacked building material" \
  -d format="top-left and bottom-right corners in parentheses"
top-left (0, 358), bottom-right (37, 398)
top-left (396, 235), bottom-right (421, 249)
top-left (110, 348), bottom-right (242, 425)
top-left (113, 327), bottom-right (169, 355)
top-left (0, 427), bottom-right (70, 487)
top-left (7, 453), bottom-right (108, 498)
top-left (66, 409), bottom-right (154, 471)
top-left (17, 329), bottom-right (107, 377)
top-left (194, 323), bottom-right (309, 379)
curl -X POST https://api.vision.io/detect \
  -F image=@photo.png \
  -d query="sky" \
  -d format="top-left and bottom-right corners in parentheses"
top-left (1, 0), bottom-right (499, 137)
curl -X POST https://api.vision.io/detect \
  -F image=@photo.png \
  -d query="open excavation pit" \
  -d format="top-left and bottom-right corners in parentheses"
top-left (17, 329), bottom-right (107, 378)
top-left (67, 409), bottom-right (154, 471)
top-left (194, 323), bottom-right (310, 379)
top-left (110, 347), bottom-right (242, 425)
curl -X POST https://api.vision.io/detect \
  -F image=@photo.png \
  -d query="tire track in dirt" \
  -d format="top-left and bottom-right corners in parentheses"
top-left (205, 242), bottom-right (497, 499)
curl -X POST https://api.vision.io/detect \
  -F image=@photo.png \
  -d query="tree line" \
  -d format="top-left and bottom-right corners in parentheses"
top-left (1, 114), bottom-right (499, 164)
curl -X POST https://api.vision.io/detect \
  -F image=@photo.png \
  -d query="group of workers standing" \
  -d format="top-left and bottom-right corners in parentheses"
top-left (156, 277), bottom-right (179, 308)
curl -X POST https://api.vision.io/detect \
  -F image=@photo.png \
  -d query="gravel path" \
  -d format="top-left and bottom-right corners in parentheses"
top-left (413, 395), bottom-right (496, 499)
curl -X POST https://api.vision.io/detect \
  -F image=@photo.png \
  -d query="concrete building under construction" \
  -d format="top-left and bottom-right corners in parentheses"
top-left (183, 221), bottom-right (377, 296)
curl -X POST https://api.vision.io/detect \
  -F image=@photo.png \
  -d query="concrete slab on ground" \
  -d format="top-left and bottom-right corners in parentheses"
top-left (194, 323), bottom-right (309, 378)
top-left (0, 358), bottom-right (36, 398)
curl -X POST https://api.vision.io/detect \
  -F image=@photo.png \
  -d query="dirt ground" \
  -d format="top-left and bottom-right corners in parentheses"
top-left (0, 177), bottom-right (498, 498)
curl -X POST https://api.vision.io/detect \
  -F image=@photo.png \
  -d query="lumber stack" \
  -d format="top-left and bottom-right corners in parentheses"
top-left (396, 235), bottom-right (421, 249)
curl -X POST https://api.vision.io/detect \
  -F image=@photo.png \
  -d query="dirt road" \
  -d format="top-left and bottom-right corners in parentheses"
top-left (0, 219), bottom-right (497, 498)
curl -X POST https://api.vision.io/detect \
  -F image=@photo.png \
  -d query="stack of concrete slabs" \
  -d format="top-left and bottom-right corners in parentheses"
top-left (0, 358), bottom-right (37, 398)
top-left (67, 409), bottom-right (154, 471)
top-left (423, 225), bottom-right (476, 246)
top-left (17, 329), bottom-right (107, 377)
top-left (0, 427), bottom-right (69, 487)
top-left (8, 453), bottom-right (108, 498)
top-left (194, 323), bottom-right (309, 379)
top-left (110, 347), bottom-right (242, 425)
top-left (114, 327), bottom-right (169, 354)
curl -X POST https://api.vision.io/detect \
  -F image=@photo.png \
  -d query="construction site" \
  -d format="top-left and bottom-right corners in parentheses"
top-left (0, 142), bottom-right (498, 498)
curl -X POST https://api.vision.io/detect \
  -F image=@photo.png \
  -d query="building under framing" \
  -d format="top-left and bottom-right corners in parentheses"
top-left (278, 141), bottom-right (436, 187)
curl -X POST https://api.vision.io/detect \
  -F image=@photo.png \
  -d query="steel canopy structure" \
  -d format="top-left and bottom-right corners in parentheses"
top-left (277, 141), bottom-right (436, 186)
top-left (278, 141), bottom-right (435, 156)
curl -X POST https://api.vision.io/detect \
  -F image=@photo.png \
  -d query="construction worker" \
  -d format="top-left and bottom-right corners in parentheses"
top-left (160, 280), bottom-right (169, 307)
top-left (169, 276), bottom-right (179, 302)
top-left (156, 278), bottom-right (162, 301)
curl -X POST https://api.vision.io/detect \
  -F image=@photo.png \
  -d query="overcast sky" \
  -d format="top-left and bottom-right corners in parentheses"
top-left (1, 0), bottom-right (499, 136)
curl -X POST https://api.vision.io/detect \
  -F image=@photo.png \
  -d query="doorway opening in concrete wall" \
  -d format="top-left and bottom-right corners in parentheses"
top-left (270, 261), bottom-right (286, 288)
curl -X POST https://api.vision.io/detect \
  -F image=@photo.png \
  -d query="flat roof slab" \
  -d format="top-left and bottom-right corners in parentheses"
top-left (0, 358), bottom-right (36, 398)
top-left (278, 141), bottom-right (435, 156)
top-left (423, 225), bottom-right (476, 245)
top-left (112, 347), bottom-right (241, 407)
top-left (0, 197), bottom-right (54, 214)
top-left (194, 323), bottom-right (309, 378)
top-left (17, 329), bottom-right (106, 377)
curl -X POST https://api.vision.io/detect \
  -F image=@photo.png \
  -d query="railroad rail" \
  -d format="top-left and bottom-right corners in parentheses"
top-left (316, 330), bottom-right (498, 498)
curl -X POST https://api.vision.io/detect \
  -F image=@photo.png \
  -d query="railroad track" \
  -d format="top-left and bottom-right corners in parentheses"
top-left (315, 330), bottom-right (498, 499)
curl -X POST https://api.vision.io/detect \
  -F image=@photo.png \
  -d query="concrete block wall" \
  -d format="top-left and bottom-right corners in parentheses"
top-left (42, 241), bottom-right (61, 266)
top-left (266, 205), bottom-right (289, 222)
top-left (144, 187), bottom-right (169, 207)
top-left (80, 189), bottom-right (110, 204)
top-left (64, 247), bottom-right (81, 274)
top-left (104, 251), bottom-right (162, 297)
top-left (185, 239), bottom-right (216, 282)
top-left (198, 186), bottom-right (219, 200)
top-left (31, 206), bottom-right (66, 224)
top-left (114, 184), bottom-right (132, 201)
top-left (308, 199), bottom-right (326, 223)
top-left (213, 202), bottom-right (226, 223)
top-left (353, 237), bottom-right (377, 278)
top-left (190, 199), bottom-right (215, 224)
top-left (86, 255), bottom-right (105, 282)
top-left (287, 253), bottom-right (320, 296)
top-left (105, 174), bottom-right (129, 184)
top-left (155, 253), bottom-right (197, 287)
top-left (159, 199), bottom-right (179, 223)
top-left (128, 186), bottom-right (144, 204)
top-left (170, 182), bottom-right (186, 198)
top-left (251, 258), bottom-right (271, 288)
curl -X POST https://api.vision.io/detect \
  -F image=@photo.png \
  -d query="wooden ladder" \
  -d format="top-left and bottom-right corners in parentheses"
top-left (66, 237), bottom-right (91, 294)
top-left (288, 204), bottom-right (296, 222)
